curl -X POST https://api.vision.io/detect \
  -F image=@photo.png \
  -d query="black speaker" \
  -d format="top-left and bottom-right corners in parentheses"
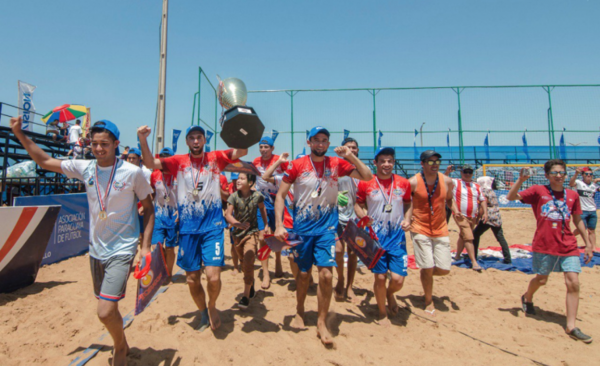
top-left (220, 106), bottom-right (265, 149)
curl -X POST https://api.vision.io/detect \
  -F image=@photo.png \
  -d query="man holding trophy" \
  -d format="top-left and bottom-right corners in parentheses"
top-left (136, 77), bottom-right (261, 331)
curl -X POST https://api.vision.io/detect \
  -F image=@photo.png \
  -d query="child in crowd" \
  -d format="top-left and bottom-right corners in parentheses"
top-left (225, 173), bottom-right (268, 309)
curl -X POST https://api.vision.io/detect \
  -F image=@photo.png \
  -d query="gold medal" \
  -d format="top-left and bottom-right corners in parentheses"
top-left (164, 196), bottom-right (170, 203)
top-left (99, 210), bottom-right (107, 220)
top-left (193, 189), bottom-right (199, 196)
top-left (384, 204), bottom-right (392, 213)
top-left (311, 191), bottom-right (318, 198)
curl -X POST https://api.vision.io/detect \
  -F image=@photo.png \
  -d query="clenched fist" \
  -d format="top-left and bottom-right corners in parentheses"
top-left (10, 116), bottom-right (23, 134)
top-left (137, 126), bottom-right (152, 139)
top-left (334, 146), bottom-right (351, 158)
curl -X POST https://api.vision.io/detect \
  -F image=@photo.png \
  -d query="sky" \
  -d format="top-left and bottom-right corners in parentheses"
top-left (1, 0), bottom-right (599, 160)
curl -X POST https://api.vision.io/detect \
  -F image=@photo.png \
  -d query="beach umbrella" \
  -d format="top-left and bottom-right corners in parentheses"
top-left (41, 104), bottom-right (87, 125)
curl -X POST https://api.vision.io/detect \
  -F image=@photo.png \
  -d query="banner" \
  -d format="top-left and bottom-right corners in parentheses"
top-left (172, 129), bottom-right (181, 153)
top-left (378, 130), bottom-right (383, 147)
top-left (343, 129), bottom-right (350, 141)
top-left (205, 129), bottom-right (214, 152)
top-left (447, 128), bottom-right (453, 161)
top-left (413, 129), bottom-right (419, 162)
top-left (14, 193), bottom-right (90, 265)
top-left (271, 129), bottom-right (279, 142)
top-left (82, 107), bottom-right (91, 137)
top-left (0, 205), bottom-right (60, 292)
top-left (484, 131), bottom-right (490, 164)
top-left (340, 220), bottom-right (385, 270)
top-left (522, 130), bottom-right (531, 162)
top-left (135, 244), bottom-right (168, 315)
top-left (18, 81), bottom-right (36, 131)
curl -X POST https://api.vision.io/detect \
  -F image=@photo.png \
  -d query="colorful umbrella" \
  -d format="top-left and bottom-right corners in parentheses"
top-left (42, 104), bottom-right (87, 125)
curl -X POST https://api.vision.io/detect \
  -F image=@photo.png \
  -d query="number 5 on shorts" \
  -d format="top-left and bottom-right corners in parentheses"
top-left (215, 242), bottom-right (221, 256)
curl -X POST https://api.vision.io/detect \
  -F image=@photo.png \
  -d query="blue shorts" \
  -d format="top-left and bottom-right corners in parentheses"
top-left (581, 210), bottom-right (597, 230)
top-left (257, 208), bottom-right (276, 231)
top-left (152, 227), bottom-right (178, 247)
top-left (291, 232), bottom-right (337, 272)
top-left (532, 252), bottom-right (581, 275)
top-left (177, 230), bottom-right (225, 271)
top-left (371, 245), bottom-right (408, 276)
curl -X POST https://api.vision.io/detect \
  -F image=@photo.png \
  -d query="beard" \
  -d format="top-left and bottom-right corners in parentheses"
top-left (311, 149), bottom-right (326, 157)
top-left (190, 146), bottom-right (204, 155)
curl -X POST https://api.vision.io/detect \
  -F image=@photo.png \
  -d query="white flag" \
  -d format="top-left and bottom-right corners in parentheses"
top-left (18, 81), bottom-right (36, 131)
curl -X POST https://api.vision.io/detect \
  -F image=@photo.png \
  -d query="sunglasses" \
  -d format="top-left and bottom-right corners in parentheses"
top-left (549, 171), bottom-right (567, 176)
top-left (583, 173), bottom-right (593, 176)
top-left (462, 170), bottom-right (474, 174)
top-left (425, 160), bottom-right (441, 165)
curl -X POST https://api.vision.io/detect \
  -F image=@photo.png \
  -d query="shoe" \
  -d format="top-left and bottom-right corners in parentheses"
top-left (249, 282), bottom-right (256, 299)
top-left (238, 296), bottom-right (250, 310)
top-left (567, 328), bottom-right (593, 344)
top-left (521, 295), bottom-right (536, 315)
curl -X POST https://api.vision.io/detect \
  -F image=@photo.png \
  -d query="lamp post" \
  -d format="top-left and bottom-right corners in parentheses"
top-left (420, 122), bottom-right (426, 147)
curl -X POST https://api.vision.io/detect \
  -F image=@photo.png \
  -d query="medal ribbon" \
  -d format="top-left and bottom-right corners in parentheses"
top-left (421, 171), bottom-right (439, 216)
top-left (189, 153), bottom-right (207, 193)
top-left (94, 158), bottom-right (118, 213)
top-left (161, 171), bottom-right (172, 199)
top-left (375, 175), bottom-right (394, 210)
top-left (546, 185), bottom-right (568, 236)
top-left (309, 156), bottom-right (327, 194)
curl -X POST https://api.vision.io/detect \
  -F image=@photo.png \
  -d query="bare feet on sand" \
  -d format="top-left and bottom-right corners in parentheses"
top-left (346, 287), bottom-right (360, 304)
top-left (262, 273), bottom-right (271, 290)
top-left (208, 307), bottom-right (221, 330)
top-left (376, 313), bottom-right (392, 327)
top-left (316, 321), bottom-right (334, 346)
top-left (424, 302), bottom-right (436, 317)
top-left (334, 282), bottom-right (345, 301)
top-left (291, 312), bottom-right (307, 329)
top-left (387, 294), bottom-right (399, 316)
top-left (112, 341), bottom-right (129, 366)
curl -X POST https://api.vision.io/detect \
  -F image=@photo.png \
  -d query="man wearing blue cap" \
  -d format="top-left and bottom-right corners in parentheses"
top-left (10, 116), bottom-right (154, 365)
top-left (274, 126), bottom-right (373, 346)
top-left (126, 147), bottom-right (152, 183)
top-left (150, 147), bottom-right (179, 279)
top-left (355, 147), bottom-right (412, 326)
top-left (252, 135), bottom-right (289, 289)
top-left (137, 124), bottom-right (247, 331)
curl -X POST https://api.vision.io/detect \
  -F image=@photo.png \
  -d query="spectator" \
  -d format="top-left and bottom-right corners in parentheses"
top-left (120, 146), bottom-right (130, 160)
top-left (473, 176), bottom-right (512, 264)
top-left (569, 167), bottom-right (600, 249)
top-left (68, 120), bottom-right (83, 145)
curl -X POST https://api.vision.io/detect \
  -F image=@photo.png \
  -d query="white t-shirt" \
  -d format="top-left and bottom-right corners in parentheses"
top-left (61, 159), bottom-right (153, 260)
top-left (141, 166), bottom-right (152, 184)
top-left (68, 125), bottom-right (82, 144)
top-left (575, 180), bottom-right (599, 212)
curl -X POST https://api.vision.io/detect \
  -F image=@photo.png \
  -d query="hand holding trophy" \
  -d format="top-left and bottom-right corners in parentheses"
top-left (217, 76), bottom-right (265, 149)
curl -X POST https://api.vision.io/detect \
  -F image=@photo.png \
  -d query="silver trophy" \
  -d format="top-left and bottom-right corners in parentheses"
top-left (217, 76), bottom-right (264, 149)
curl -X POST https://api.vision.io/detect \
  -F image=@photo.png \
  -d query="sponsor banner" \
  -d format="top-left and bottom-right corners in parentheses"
top-left (135, 244), bottom-right (168, 315)
top-left (172, 129), bottom-right (181, 153)
top-left (14, 193), bottom-right (89, 265)
top-left (17, 81), bottom-right (36, 131)
top-left (341, 219), bottom-right (385, 269)
top-left (223, 160), bottom-right (261, 176)
top-left (0, 205), bottom-right (60, 292)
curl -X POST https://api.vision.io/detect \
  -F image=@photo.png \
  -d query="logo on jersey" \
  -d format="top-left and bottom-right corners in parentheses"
top-left (113, 181), bottom-right (126, 191)
top-left (355, 236), bottom-right (366, 248)
top-left (393, 188), bottom-right (404, 196)
top-left (140, 270), bottom-right (154, 288)
top-left (87, 177), bottom-right (94, 186)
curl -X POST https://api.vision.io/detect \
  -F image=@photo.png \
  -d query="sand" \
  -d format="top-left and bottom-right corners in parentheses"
top-left (1, 209), bottom-right (599, 366)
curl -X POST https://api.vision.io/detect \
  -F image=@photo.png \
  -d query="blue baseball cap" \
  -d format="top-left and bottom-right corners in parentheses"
top-left (186, 125), bottom-right (205, 137)
top-left (374, 146), bottom-right (395, 160)
top-left (91, 120), bottom-right (120, 155)
top-left (160, 147), bottom-right (174, 156)
top-left (230, 172), bottom-right (239, 180)
top-left (307, 126), bottom-right (330, 140)
top-left (128, 147), bottom-right (142, 157)
top-left (259, 136), bottom-right (274, 146)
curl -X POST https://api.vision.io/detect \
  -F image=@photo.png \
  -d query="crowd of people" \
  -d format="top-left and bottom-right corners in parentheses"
top-left (8, 115), bottom-right (597, 365)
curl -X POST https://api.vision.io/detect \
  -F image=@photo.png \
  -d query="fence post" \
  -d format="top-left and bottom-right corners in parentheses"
top-left (214, 89), bottom-right (218, 151)
top-left (198, 67), bottom-right (202, 127)
top-left (287, 91), bottom-right (297, 157)
top-left (543, 86), bottom-right (556, 159)
top-left (190, 93), bottom-right (197, 126)
top-left (369, 90), bottom-right (379, 149)
top-left (453, 88), bottom-right (465, 163)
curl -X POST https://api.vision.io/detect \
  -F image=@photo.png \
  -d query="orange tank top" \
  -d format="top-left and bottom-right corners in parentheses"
top-left (411, 172), bottom-right (449, 237)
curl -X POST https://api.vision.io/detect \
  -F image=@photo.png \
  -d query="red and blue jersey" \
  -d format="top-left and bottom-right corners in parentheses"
top-left (160, 150), bottom-right (237, 234)
top-left (253, 155), bottom-right (289, 211)
top-left (283, 155), bottom-right (355, 236)
top-left (356, 174), bottom-right (411, 254)
top-left (452, 179), bottom-right (486, 218)
top-left (150, 170), bottom-right (178, 229)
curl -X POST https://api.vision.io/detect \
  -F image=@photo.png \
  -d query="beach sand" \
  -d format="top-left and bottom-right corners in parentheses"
top-left (1, 210), bottom-right (599, 366)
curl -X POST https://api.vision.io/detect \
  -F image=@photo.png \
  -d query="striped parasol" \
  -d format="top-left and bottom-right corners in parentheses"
top-left (41, 104), bottom-right (88, 125)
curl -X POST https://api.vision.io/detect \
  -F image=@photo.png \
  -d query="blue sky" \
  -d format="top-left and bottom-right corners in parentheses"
top-left (1, 0), bottom-right (599, 159)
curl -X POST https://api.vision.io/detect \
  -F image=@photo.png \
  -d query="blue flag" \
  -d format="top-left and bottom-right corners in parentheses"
top-left (205, 130), bottom-right (214, 153)
top-left (271, 130), bottom-right (279, 142)
top-left (306, 130), bottom-right (309, 141)
top-left (522, 130), bottom-right (531, 161)
top-left (597, 132), bottom-right (600, 145)
top-left (414, 129), bottom-right (419, 162)
top-left (447, 128), bottom-right (453, 161)
top-left (172, 129), bottom-right (181, 153)
top-left (484, 131), bottom-right (490, 164)
top-left (559, 128), bottom-right (566, 160)
top-left (343, 129), bottom-right (350, 141)
top-left (378, 130), bottom-right (383, 147)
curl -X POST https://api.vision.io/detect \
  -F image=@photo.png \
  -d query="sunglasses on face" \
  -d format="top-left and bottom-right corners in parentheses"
top-left (425, 160), bottom-right (441, 165)
top-left (462, 170), bottom-right (474, 174)
top-left (549, 171), bottom-right (567, 176)
top-left (583, 173), bottom-right (593, 176)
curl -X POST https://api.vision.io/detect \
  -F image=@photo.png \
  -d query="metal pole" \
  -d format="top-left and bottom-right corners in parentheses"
top-left (290, 91), bottom-right (295, 157)
top-left (191, 92), bottom-right (198, 126)
top-left (420, 122), bottom-right (426, 147)
top-left (198, 67), bottom-right (202, 126)
top-left (454, 88), bottom-right (465, 163)
top-left (372, 90), bottom-right (377, 148)
top-left (155, 0), bottom-right (169, 152)
top-left (545, 86), bottom-right (557, 159)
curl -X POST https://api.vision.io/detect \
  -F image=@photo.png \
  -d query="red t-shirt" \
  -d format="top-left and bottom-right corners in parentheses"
top-left (219, 174), bottom-right (228, 191)
top-left (519, 185), bottom-right (582, 256)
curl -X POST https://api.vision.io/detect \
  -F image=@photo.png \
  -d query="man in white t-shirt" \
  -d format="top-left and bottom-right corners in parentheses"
top-left (9, 116), bottom-right (154, 366)
top-left (69, 120), bottom-right (83, 145)
top-left (570, 167), bottom-right (600, 249)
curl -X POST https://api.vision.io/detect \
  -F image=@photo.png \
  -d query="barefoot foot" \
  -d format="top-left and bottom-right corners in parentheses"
top-left (387, 294), bottom-right (399, 316)
top-left (112, 341), bottom-right (129, 366)
top-left (291, 312), bottom-right (307, 329)
top-left (208, 307), bottom-right (221, 330)
top-left (376, 314), bottom-right (392, 327)
top-left (316, 321), bottom-right (334, 346)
